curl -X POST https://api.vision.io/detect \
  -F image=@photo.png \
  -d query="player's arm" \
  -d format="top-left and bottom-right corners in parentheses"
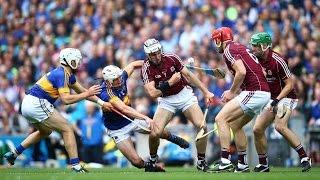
top-left (123, 60), bottom-right (144, 76)
top-left (230, 60), bottom-right (246, 93)
top-left (272, 59), bottom-right (294, 105)
top-left (144, 81), bottom-right (163, 99)
top-left (54, 71), bottom-right (100, 105)
top-left (276, 77), bottom-right (293, 100)
top-left (59, 90), bottom-right (95, 105)
top-left (180, 67), bottom-right (210, 94)
top-left (109, 96), bottom-right (150, 120)
top-left (70, 82), bottom-right (112, 109)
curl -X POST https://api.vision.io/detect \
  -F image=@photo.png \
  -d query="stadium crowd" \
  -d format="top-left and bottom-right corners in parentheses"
top-left (0, 0), bottom-right (320, 165)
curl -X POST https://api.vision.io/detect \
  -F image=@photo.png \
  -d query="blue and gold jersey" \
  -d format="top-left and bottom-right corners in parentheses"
top-left (98, 70), bottom-right (131, 130)
top-left (27, 66), bottom-right (76, 104)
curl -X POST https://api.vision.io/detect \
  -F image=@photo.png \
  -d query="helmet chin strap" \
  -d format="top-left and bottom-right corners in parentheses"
top-left (214, 39), bottom-right (222, 48)
top-left (71, 68), bottom-right (78, 74)
top-left (261, 44), bottom-right (270, 52)
top-left (63, 58), bottom-right (76, 71)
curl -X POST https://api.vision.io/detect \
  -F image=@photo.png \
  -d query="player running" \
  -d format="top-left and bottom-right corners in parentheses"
top-left (141, 38), bottom-right (215, 172)
top-left (249, 32), bottom-right (311, 172)
top-left (210, 27), bottom-right (271, 172)
top-left (4, 48), bottom-right (112, 173)
top-left (98, 62), bottom-right (189, 171)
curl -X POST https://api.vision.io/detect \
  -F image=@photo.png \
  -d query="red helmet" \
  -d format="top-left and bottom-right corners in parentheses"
top-left (211, 27), bottom-right (233, 47)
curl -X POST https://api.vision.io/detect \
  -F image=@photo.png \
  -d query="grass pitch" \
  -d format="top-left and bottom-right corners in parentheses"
top-left (0, 167), bottom-right (319, 180)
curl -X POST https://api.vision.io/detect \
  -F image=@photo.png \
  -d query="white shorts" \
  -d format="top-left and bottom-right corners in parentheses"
top-left (235, 91), bottom-right (271, 117)
top-left (158, 86), bottom-right (198, 113)
top-left (268, 98), bottom-right (298, 110)
top-left (106, 119), bottom-right (149, 144)
top-left (21, 94), bottom-right (54, 123)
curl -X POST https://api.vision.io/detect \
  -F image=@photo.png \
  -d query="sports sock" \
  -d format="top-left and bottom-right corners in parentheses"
top-left (238, 150), bottom-right (247, 165)
top-left (294, 144), bottom-right (307, 159)
top-left (15, 144), bottom-right (26, 155)
top-left (258, 153), bottom-right (268, 166)
top-left (167, 133), bottom-right (177, 142)
top-left (70, 158), bottom-right (81, 170)
top-left (221, 148), bottom-right (230, 160)
top-left (150, 154), bottom-right (157, 163)
top-left (197, 153), bottom-right (205, 161)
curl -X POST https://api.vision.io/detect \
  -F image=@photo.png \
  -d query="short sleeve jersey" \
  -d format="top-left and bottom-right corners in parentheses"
top-left (27, 66), bottom-right (77, 104)
top-left (260, 50), bottom-right (297, 99)
top-left (141, 52), bottom-right (188, 96)
top-left (223, 41), bottom-right (270, 92)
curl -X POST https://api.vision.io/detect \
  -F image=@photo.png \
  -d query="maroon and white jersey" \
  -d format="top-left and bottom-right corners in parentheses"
top-left (141, 53), bottom-right (188, 97)
top-left (223, 41), bottom-right (269, 92)
top-left (260, 50), bottom-right (297, 99)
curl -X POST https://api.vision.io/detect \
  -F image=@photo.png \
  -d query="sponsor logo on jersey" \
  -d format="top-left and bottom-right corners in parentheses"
top-left (162, 70), bottom-right (167, 77)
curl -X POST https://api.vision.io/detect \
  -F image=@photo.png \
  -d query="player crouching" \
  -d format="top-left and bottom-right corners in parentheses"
top-left (98, 63), bottom-right (189, 171)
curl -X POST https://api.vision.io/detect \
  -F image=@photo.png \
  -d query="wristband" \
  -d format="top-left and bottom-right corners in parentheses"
top-left (270, 99), bottom-right (279, 107)
top-left (97, 99), bottom-right (105, 106)
top-left (156, 81), bottom-right (170, 92)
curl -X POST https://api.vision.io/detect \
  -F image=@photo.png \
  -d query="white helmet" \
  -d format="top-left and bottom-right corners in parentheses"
top-left (143, 38), bottom-right (162, 54)
top-left (102, 65), bottom-right (123, 85)
top-left (59, 48), bottom-right (82, 70)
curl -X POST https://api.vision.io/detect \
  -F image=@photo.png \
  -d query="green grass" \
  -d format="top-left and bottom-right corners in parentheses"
top-left (0, 167), bottom-right (319, 180)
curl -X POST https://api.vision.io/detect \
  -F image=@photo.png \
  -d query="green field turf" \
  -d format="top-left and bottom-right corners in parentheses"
top-left (0, 167), bottom-right (319, 180)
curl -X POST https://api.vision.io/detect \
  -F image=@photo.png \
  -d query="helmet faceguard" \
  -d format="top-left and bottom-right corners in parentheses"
top-left (102, 65), bottom-right (123, 88)
top-left (250, 32), bottom-right (272, 58)
top-left (211, 27), bottom-right (233, 53)
top-left (144, 38), bottom-right (162, 65)
top-left (249, 32), bottom-right (272, 51)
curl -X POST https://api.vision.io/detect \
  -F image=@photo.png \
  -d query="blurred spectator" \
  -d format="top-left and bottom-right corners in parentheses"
top-left (309, 81), bottom-right (320, 126)
top-left (78, 101), bottom-right (104, 164)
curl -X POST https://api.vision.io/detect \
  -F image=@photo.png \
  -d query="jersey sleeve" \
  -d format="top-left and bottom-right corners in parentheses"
top-left (98, 84), bottom-right (111, 102)
top-left (50, 69), bottom-right (70, 94)
top-left (171, 53), bottom-right (184, 71)
top-left (275, 56), bottom-right (291, 80)
top-left (122, 70), bottom-right (129, 82)
top-left (141, 62), bottom-right (154, 84)
top-left (224, 44), bottom-right (241, 65)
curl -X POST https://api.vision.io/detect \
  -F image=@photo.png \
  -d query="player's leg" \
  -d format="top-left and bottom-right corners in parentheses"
top-left (133, 119), bottom-right (189, 149)
top-left (147, 107), bottom-right (173, 171)
top-left (116, 138), bottom-right (145, 168)
top-left (160, 129), bottom-right (190, 149)
top-left (183, 103), bottom-right (211, 172)
top-left (43, 109), bottom-right (86, 172)
top-left (252, 109), bottom-right (274, 172)
top-left (229, 114), bottom-right (252, 172)
top-left (4, 123), bottom-right (52, 165)
top-left (117, 138), bottom-right (165, 172)
top-left (4, 95), bottom-right (53, 166)
top-left (214, 91), bottom-right (270, 172)
top-left (214, 98), bottom-right (245, 171)
top-left (274, 106), bottom-right (311, 172)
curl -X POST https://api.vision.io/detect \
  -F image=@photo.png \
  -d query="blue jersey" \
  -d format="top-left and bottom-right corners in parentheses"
top-left (98, 71), bottom-right (131, 130)
top-left (27, 66), bottom-right (76, 104)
